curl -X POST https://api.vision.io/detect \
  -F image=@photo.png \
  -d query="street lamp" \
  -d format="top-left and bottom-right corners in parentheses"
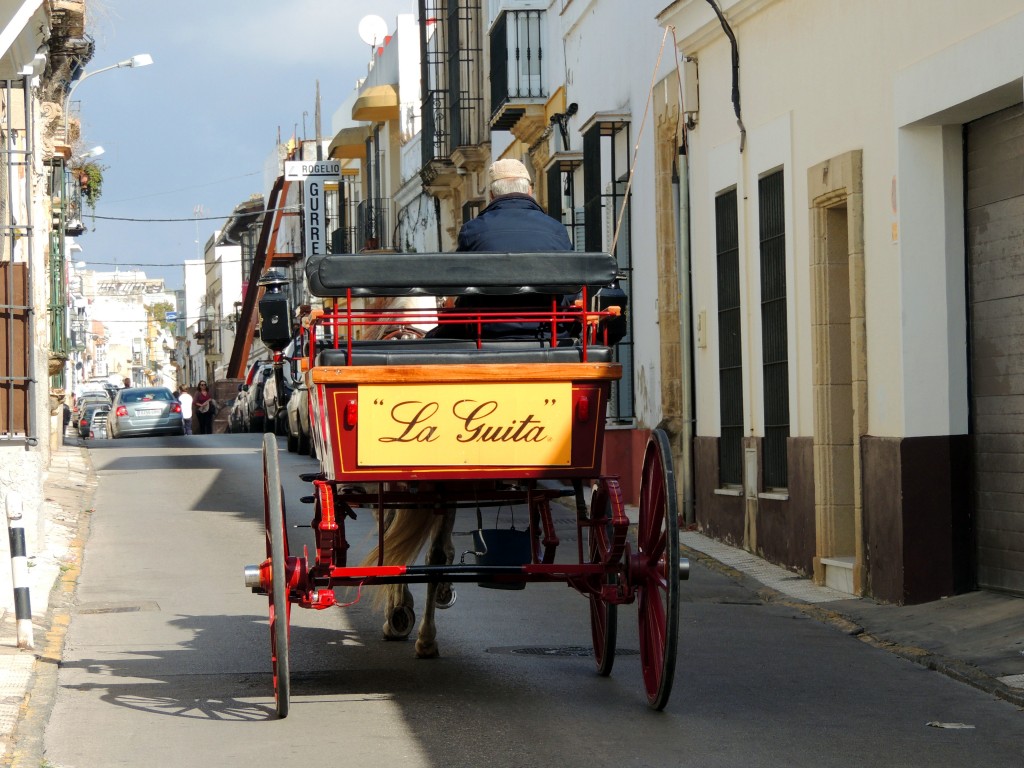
top-left (77, 146), bottom-right (105, 160)
top-left (62, 54), bottom-right (154, 142)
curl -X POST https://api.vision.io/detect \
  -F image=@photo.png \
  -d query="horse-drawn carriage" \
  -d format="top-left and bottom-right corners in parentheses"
top-left (245, 251), bottom-right (687, 717)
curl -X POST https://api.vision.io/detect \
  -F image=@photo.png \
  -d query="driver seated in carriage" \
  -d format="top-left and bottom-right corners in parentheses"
top-left (427, 158), bottom-right (576, 342)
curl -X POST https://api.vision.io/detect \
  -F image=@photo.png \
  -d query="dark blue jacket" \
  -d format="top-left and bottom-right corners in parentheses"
top-left (439, 194), bottom-right (572, 340)
top-left (457, 194), bottom-right (572, 252)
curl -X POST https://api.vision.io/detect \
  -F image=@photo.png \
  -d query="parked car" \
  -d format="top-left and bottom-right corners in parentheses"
top-left (234, 362), bottom-right (273, 433)
top-left (262, 358), bottom-right (296, 436)
top-left (285, 375), bottom-right (313, 456)
top-left (220, 395), bottom-right (239, 433)
top-left (73, 391), bottom-right (110, 422)
top-left (247, 366), bottom-right (273, 433)
top-left (77, 403), bottom-right (109, 439)
top-left (90, 406), bottom-right (110, 439)
top-left (109, 387), bottom-right (185, 438)
top-left (227, 386), bottom-right (247, 434)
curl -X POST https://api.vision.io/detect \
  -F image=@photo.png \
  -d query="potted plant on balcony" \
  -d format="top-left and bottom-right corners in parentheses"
top-left (74, 161), bottom-right (105, 207)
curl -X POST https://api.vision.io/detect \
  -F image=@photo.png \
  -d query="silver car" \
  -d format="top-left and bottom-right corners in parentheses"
top-left (109, 387), bottom-right (185, 438)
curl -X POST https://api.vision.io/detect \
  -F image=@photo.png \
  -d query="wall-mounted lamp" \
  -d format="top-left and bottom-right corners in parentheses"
top-left (549, 102), bottom-right (578, 152)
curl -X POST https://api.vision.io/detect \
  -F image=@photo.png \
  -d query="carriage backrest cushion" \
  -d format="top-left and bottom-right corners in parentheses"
top-left (305, 251), bottom-right (617, 298)
top-left (316, 341), bottom-right (613, 367)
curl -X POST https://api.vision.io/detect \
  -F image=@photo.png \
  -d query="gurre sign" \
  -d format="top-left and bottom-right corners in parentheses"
top-left (285, 160), bottom-right (341, 259)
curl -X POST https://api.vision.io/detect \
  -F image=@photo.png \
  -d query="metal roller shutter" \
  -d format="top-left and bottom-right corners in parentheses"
top-left (966, 102), bottom-right (1024, 594)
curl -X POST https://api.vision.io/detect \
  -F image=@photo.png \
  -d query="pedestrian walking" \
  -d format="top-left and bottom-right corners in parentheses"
top-left (193, 381), bottom-right (218, 435)
top-left (178, 386), bottom-right (194, 435)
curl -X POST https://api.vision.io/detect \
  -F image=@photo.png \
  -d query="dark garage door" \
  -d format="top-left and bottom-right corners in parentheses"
top-left (966, 102), bottom-right (1024, 594)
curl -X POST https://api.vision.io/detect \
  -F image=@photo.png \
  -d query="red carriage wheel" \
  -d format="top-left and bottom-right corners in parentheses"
top-left (588, 478), bottom-right (622, 676)
top-left (635, 428), bottom-right (680, 710)
top-left (263, 434), bottom-right (291, 718)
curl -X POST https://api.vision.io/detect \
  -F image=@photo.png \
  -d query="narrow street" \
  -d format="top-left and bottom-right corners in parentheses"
top-left (26, 435), bottom-right (1024, 767)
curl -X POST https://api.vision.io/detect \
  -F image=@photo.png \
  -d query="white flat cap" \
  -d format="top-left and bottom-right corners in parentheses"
top-left (489, 158), bottom-right (532, 182)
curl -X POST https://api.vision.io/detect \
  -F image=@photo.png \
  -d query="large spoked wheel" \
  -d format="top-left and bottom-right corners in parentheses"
top-left (588, 478), bottom-right (622, 676)
top-left (635, 428), bottom-right (680, 710)
top-left (263, 434), bottom-right (291, 718)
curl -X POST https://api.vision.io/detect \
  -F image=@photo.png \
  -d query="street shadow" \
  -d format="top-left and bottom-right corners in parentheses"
top-left (55, 605), bottom-right (557, 725)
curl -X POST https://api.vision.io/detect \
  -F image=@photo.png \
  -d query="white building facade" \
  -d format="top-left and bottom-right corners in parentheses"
top-left (659, 0), bottom-right (1024, 601)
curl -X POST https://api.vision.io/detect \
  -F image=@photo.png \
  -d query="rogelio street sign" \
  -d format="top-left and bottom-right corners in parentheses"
top-left (284, 160), bottom-right (340, 259)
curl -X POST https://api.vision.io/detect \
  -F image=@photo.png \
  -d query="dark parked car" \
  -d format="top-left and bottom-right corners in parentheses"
top-left (262, 358), bottom-right (296, 436)
top-left (286, 379), bottom-right (313, 456)
top-left (231, 362), bottom-right (272, 433)
top-left (77, 403), bottom-right (110, 439)
top-left (227, 386), bottom-right (247, 433)
top-left (109, 387), bottom-right (185, 438)
top-left (73, 391), bottom-right (111, 422)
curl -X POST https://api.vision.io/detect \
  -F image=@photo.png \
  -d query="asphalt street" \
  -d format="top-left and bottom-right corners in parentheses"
top-left (5, 433), bottom-right (1023, 767)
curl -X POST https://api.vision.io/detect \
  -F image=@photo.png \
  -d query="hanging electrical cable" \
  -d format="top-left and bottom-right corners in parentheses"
top-left (705, 0), bottom-right (746, 152)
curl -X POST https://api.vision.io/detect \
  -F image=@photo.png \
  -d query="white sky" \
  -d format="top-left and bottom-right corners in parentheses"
top-left (75, 0), bottom-right (415, 290)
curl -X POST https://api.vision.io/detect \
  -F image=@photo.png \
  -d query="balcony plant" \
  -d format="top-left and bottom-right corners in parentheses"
top-left (73, 161), bottom-right (105, 207)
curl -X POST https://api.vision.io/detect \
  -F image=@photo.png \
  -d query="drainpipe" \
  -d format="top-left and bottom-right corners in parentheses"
top-left (674, 146), bottom-right (695, 526)
top-left (434, 195), bottom-right (443, 251)
top-left (21, 78), bottom-right (37, 445)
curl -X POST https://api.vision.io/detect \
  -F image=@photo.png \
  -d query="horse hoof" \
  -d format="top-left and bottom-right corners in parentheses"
top-left (383, 605), bottom-right (415, 639)
top-left (436, 584), bottom-right (456, 609)
top-left (415, 639), bottom-right (439, 658)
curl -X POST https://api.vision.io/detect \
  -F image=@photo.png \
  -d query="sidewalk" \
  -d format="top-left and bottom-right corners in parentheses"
top-left (0, 434), bottom-right (94, 763)
top-left (0, 445), bottom-right (1021, 762)
top-left (680, 531), bottom-right (1024, 708)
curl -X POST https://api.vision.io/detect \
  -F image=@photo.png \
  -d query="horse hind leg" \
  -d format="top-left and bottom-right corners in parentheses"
top-left (382, 584), bottom-right (415, 640)
top-left (415, 509), bottom-right (456, 659)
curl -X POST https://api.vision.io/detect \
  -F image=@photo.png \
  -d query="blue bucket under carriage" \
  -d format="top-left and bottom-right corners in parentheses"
top-left (471, 528), bottom-right (532, 590)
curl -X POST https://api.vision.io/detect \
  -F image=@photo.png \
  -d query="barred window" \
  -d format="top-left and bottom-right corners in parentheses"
top-left (759, 170), bottom-right (789, 489)
top-left (583, 120), bottom-right (633, 422)
top-left (716, 189), bottom-right (743, 485)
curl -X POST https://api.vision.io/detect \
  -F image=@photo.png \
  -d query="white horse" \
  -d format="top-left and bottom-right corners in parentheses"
top-left (358, 296), bottom-right (453, 657)
top-left (361, 504), bottom-right (457, 658)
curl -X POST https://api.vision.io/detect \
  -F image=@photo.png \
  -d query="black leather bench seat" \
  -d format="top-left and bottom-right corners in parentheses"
top-left (316, 340), bottom-right (613, 367)
top-left (305, 251), bottom-right (618, 298)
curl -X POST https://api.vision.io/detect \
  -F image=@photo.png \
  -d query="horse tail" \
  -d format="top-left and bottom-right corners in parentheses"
top-left (361, 508), bottom-right (442, 607)
top-left (361, 507), bottom-right (442, 567)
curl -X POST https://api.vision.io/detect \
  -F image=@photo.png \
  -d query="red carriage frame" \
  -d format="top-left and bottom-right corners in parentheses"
top-left (246, 251), bottom-right (686, 718)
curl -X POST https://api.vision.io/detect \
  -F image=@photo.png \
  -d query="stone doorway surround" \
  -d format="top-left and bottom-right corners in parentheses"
top-left (808, 150), bottom-right (867, 594)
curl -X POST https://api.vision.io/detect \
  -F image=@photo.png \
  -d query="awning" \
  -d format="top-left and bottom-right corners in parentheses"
top-left (352, 84), bottom-right (399, 122)
top-left (327, 125), bottom-right (371, 159)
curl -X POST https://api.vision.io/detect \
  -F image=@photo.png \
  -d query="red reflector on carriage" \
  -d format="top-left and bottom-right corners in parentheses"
top-left (344, 400), bottom-right (358, 428)
top-left (576, 395), bottom-right (589, 421)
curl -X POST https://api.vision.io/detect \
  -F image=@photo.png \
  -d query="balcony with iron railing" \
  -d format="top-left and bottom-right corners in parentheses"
top-left (355, 198), bottom-right (391, 251)
top-left (489, 8), bottom-right (547, 138)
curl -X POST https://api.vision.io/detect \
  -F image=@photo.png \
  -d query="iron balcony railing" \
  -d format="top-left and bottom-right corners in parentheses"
top-left (489, 8), bottom-right (546, 130)
top-left (356, 198), bottom-right (390, 251)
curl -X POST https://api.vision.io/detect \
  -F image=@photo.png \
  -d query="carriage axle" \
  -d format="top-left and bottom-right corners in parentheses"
top-left (243, 557), bottom-right (689, 600)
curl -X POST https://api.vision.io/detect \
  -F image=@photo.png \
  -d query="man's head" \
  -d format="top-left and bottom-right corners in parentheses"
top-left (489, 158), bottom-right (532, 198)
